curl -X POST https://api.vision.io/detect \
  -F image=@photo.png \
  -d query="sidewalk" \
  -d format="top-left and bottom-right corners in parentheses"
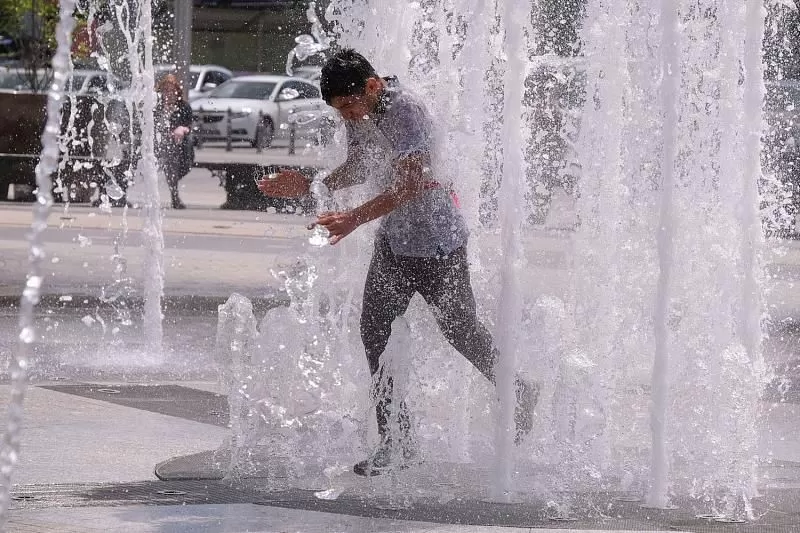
top-left (5, 383), bottom-right (708, 533)
top-left (6, 379), bottom-right (797, 532)
top-left (2, 182), bottom-right (800, 532)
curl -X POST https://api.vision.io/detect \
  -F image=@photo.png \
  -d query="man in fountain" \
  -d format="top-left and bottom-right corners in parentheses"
top-left (257, 49), bottom-right (537, 476)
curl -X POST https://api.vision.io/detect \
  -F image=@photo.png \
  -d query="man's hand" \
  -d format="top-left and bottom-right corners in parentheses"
top-left (311, 211), bottom-right (359, 245)
top-left (257, 170), bottom-right (309, 199)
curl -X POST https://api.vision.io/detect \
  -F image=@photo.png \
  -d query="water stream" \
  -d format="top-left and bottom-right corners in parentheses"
top-left (1, 1), bottom-right (77, 526)
top-left (2, 0), bottom-right (777, 522)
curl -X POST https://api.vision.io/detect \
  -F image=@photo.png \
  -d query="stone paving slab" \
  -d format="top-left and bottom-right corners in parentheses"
top-left (10, 386), bottom-right (229, 485)
top-left (40, 383), bottom-right (230, 427)
top-left (6, 481), bottom-right (698, 532)
top-left (150, 453), bottom-right (800, 531)
top-left (12, 478), bottom-right (793, 531)
top-left (252, 488), bottom-right (799, 532)
top-left (7, 502), bottom-right (577, 533)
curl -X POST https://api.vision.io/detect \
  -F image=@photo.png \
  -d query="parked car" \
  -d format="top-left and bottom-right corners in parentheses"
top-left (292, 65), bottom-right (322, 83)
top-left (0, 67), bottom-right (49, 93)
top-left (69, 69), bottom-right (124, 95)
top-left (0, 67), bottom-right (123, 96)
top-left (156, 64), bottom-right (234, 101)
top-left (190, 74), bottom-right (328, 148)
top-left (0, 34), bottom-right (18, 61)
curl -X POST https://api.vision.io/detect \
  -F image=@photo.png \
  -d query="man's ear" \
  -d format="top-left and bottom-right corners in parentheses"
top-left (365, 77), bottom-right (382, 96)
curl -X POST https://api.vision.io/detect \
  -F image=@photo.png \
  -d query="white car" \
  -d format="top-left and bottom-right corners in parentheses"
top-left (190, 75), bottom-right (329, 148)
top-left (292, 65), bottom-right (322, 83)
top-left (0, 68), bottom-right (119, 95)
top-left (156, 64), bottom-right (234, 101)
top-left (69, 69), bottom-right (121, 95)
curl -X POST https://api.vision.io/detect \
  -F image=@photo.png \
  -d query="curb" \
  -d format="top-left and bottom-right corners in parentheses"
top-left (0, 293), bottom-right (290, 315)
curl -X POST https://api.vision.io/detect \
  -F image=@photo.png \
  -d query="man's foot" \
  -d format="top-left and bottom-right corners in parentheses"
top-left (514, 377), bottom-right (539, 445)
top-left (171, 199), bottom-right (186, 209)
top-left (353, 438), bottom-right (419, 477)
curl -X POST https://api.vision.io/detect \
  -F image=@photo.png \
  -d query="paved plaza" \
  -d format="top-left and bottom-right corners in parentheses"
top-left (0, 170), bottom-right (798, 532)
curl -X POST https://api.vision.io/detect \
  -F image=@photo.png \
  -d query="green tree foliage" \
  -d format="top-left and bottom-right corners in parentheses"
top-left (0, 0), bottom-right (60, 91)
top-left (0, 0), bottom-right (59, 52)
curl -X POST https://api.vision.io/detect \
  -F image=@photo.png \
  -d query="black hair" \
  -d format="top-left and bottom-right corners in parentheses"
top-left (320, 48), bottom-right (378, 104)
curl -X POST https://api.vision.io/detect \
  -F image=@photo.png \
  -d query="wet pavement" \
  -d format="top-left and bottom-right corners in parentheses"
top-left (5, 379), bottom-right (800, 532)
top-left (2, 177), bottom-right (800, 531)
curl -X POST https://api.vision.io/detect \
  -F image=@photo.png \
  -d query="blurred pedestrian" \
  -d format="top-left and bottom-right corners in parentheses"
top-left (155, 74), bottom-right (193, 209)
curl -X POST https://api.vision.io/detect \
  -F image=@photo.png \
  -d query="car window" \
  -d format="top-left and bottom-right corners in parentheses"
top-left (300, 82), bottom-right (320, 99)
top-left (206, 71), bottom-right (229, 86)
top-left (210, 80), bottom-right (276, 99)
top-left (278, 80), bottom-right (320, 100)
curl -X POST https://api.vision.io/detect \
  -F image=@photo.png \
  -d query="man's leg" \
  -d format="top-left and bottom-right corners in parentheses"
top-left (409, 247), bottom-right (496, 381)
top-left (360, 238), bottom-right (415, 443)
top-left (409, 246), bottom-right (538, 443)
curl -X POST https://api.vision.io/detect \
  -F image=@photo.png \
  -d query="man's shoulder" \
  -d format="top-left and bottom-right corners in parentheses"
top-left (386, 88), bottom-right (429, 117)
top-left (381, 90), bottom-right (434, 140)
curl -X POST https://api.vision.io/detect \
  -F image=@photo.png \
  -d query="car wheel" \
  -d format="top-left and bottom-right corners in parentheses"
top-left (252, 117), bottom-right (274, 149)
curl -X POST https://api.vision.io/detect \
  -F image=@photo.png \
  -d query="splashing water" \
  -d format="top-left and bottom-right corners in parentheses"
top-left (0, 1), bottom-right (77, 526)
top-left (219, 0), bottom-right (770, 517)
top-left (11, 0), bottom-right (776, 522)
top-left (309, 173), bottom-right (332, 247)
top-left (136, 0), bottom-right (165, 357)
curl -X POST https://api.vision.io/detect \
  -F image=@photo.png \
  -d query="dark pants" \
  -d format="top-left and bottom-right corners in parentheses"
top-left (360, 237), bottom-right (496, 440)
top-left (159, 139), bottom-right (192, 207)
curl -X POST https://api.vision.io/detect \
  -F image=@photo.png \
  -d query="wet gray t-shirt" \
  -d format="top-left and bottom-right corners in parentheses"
top-left (345, 81), bottom-right (468, 258)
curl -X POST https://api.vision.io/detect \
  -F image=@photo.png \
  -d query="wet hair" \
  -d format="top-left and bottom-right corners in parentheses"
top-left (320, 48), bottom-right (378, 104)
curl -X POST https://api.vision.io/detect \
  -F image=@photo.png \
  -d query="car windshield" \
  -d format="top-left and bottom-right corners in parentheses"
top-left (210, 81), bottom-right (275, 100)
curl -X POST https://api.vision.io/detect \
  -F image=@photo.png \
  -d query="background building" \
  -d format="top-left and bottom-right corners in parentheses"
top-left (175, 1), bottom-right (312, 74)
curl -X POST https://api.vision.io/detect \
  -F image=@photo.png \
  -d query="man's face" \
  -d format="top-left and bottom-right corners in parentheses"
top-left (330, 77), bottom-right (382, 122)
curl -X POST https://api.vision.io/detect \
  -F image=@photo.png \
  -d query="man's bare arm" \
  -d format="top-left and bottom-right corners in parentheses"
top-left (349, 155), bottom-right (425, 223)
top-left (324, 158), bottom-right (367, 191)
top-left (313, 154), bottom-right (428, 244)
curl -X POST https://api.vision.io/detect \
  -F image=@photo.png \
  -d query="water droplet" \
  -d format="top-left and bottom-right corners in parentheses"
top-left (19, 327), bottom-right (35, 344)
top-left (106, 180), bottom-right (124, 201)
top-left (308, 226), bottom-right (330, 247)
